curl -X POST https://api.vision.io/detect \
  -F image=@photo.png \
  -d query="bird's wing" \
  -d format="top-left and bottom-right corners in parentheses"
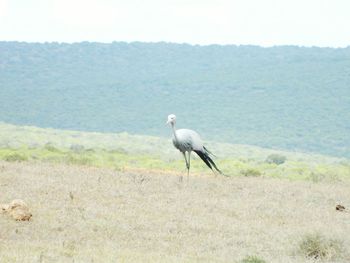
top-left (176, 129), bottom-right (204, 151)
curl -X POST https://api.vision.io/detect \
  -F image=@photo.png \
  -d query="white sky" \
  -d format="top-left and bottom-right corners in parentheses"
top-left (0, 0), bottom-right (349, 47)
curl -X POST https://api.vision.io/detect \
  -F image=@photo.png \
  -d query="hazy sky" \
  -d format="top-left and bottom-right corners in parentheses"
top-left (0, 0), bottom-right (349, 47)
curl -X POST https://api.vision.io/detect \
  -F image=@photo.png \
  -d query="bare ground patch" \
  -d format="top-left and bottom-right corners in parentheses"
top-left (0, 161), bottom-right (349, 262)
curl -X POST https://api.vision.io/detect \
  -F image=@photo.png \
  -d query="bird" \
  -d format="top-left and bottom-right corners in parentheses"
top-left (166, 114), bottom-right (223, 180)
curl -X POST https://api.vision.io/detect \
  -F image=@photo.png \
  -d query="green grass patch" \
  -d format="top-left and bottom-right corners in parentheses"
top-left (0, 145), bottom-right (349, 181)
top-left (3, 152), bottom-right (28, 162)
top-left (240, 255), bottom-right (267, 263)
top-left (240, 168), bottom-right (262, 177)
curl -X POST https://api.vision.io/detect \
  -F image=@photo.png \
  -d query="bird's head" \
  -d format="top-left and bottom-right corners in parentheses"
top-left (166, 114), bottom-right (176, 125)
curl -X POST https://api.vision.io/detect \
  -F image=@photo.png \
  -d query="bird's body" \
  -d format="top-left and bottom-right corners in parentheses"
top-left (167, 114), bottom-right (222, 179)
top-left (172, 128), bottom-right (203, 152)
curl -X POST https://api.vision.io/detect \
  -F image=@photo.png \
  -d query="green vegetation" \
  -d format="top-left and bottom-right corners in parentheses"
top-left (240, 255), bottom-right (267, 263)
top-left (0, 146), bottom-right (349, 181)
top-left (240, 168), bottom-right (262, 177)
top-left (3, 152), bottom-right (28, 162)
top-left (265, 154), bottom-right (286, 165)
top-left (0, 123), bottom-right (349, 181)
top-left (0, 42), bottom-right (349, 157)
top-left (298, 233), bottom-right (344, 260)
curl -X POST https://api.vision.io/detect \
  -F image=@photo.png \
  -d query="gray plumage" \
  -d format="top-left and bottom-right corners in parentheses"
top-left (166, 114), bottom-right (222, 178)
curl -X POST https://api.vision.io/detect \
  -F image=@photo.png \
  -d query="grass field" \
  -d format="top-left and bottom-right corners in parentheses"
top-left (1, 123), bottom-right (350, 262)
top-left (1, 161), bottom-right (349, 262)
top-left (1, 122), bottom-right (349, 182)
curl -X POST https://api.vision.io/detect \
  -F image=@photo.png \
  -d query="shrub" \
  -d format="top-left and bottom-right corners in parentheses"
top-left (240, 255), bottom-right (266, 263)
top-left (108, 148), bottom-right (128, 154)
top-left (65, 154), bottom-right (93, 166)
top-left (4, 153), bottom-right (28, 162)
top-left (298, 233), bottom-right (344, 260)
top-left (70, 144), bottom-right (85, 153)
top-left (266, 154), bottom-right (286, 165)
top-left (240, 168), bottom-right (261, 177)
top-left (44, 143), bottom-right (60, 152)
top-left (309, 172), bottom-right (325, 183)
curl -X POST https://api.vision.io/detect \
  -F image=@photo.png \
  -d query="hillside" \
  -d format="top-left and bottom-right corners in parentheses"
top-left (0, 42), bottom-right (349, 157)
top-left (0, 122), bottom-right (349, 182)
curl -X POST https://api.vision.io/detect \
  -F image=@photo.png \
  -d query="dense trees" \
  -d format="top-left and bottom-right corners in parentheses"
top-left (0, 41), bottom-right (349, 157)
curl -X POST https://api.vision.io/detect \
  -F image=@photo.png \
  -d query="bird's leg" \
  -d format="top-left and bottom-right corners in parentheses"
top-left (187, 151), bottom-right (191, 181)
top-left (181, 152), bottom-right (188, 182)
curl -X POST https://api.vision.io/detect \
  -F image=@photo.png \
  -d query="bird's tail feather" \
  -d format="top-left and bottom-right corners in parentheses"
top-left (203, 146), bottom-right (216, 157)
top-left (194, 150), bottom-right (223, 175)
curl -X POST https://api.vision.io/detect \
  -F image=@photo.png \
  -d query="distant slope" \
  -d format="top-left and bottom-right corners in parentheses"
top-left (1, 123), bottom-right (349, 181)
top-left (0, 42), bottom-right (349, 157)
top-left (0, 122), bottom-right (343, 164)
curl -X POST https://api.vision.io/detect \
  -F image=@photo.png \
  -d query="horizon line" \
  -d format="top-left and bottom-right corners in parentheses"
top-left (0, 40), bottom-right (349, 49)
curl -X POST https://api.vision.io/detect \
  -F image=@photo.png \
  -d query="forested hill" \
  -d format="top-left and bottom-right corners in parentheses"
top-left (0, 41), bottom-right (349, 157)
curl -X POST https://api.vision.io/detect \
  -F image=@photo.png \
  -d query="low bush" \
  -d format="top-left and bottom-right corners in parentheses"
top-left (240, 255), bottom-right (266, 263)
top-left (266, 154), bottom-right (286, 165)
top-left (64, 154), bottom-right (93, 166)
top-left (70, 144), bottom-right (85, 153)
top-left (44, 143), bottom-right (60, 152)
top-left (298, 233), bottom-right (344, 260)
top-left (240, 168), bottom-right (261, 177)
top-left (4, 153), bottom-right (28, 162)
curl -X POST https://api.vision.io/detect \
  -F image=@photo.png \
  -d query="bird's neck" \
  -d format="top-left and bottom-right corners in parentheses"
top-left (171, 123), bottom-right (179, 142)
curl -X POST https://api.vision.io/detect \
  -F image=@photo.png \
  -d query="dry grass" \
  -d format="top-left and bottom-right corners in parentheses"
top-left (1, 161), bottom-right (350, 262)
top-left (298, 233), bottom-right (344, 260)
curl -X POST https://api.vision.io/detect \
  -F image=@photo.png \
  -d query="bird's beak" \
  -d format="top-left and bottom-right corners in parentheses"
top-left (166, 120), bottom-right (170, 125)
